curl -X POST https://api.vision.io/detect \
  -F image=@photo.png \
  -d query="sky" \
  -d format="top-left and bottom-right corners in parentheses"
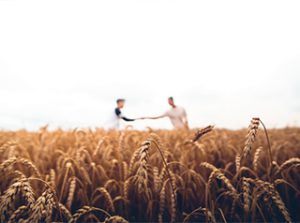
top-left (0, 0), bottom-right (299, 130)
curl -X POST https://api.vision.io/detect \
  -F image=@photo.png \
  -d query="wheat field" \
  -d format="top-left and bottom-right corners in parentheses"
top-left (0, 118), bottom-right (300, 223)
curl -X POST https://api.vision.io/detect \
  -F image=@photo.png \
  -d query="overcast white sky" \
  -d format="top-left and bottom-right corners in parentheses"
top-left (0, 0), bottom-right (299, 130)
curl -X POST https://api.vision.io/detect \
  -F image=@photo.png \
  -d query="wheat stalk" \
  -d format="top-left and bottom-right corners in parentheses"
top-left (27, 188), bottom-right (55, 223)
top-left (276, 157), bottom-right (300, 174)
top-left (57, 202), bottom-right (73, 221)
top-left (235, 154), bottom-right (241, 173)
top-left (253, 146), bottom-right (263, 171)
top-left (183, 207), bottom-right (216, 223)
top-left (104, 215), bottom-right (129, 223)
top-left (0, 177), bottom-right (35, 222)
top-left (201, 162), bottom-right (238, 199)
top-left (246, 178), bottom-right (292, 223)
top-left (242, 177), bottom-right (251, 214)
top-left (158, 179), bottom-right (168, 223)
top-left (7, 205), bottom-right (28, 223)
top-left (69, 206), bottom-right (110, 223)
top-left (242, 118), bottom-right (260, 160)
top-left (92, 187), bottom-right (115, 213)
top-left (66, 177), bottom-right (76, 210)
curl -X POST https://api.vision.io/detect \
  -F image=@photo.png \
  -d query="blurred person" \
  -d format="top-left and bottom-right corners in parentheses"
top-left (107, 98), bottom-right (136, 129)
top-left (142, 97), bottom-right (189, 129)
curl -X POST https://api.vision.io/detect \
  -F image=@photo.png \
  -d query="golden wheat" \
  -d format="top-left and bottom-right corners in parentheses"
top-left (0, 121), bottom-right (299, 222)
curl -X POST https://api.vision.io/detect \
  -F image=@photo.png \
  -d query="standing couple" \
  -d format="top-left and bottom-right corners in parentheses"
top-left (110, 97), bottom-right (189, 130)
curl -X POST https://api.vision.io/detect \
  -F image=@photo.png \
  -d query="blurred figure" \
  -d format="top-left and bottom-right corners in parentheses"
top-left (142, 97), bottom-right (189, 129)
top-left (108, 98), bottom-right (136, 129)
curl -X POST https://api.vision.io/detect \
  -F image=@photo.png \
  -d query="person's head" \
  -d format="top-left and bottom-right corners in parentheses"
top-left (116, 98), bottom-right (125, 108)
top-left (168, 97), bottom-right (176, 107)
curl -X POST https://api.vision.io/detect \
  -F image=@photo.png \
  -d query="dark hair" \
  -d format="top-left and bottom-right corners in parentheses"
top-left (168, 97), bottom-right (174, 101)
top-left (116, 98), bottom-right (125, 103)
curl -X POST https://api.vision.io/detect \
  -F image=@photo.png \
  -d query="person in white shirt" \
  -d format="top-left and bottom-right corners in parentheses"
top-left (107, 98), bottom-right (136, 129)
top-left (142, 97), bottom-right (189, 129)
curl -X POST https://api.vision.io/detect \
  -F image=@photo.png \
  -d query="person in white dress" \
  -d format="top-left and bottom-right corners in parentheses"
top-left (142, 97), bottom-right (189, 129)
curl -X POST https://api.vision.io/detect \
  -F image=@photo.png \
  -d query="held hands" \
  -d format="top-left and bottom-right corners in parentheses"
top-left (135, 117), bottom-right (147, 120)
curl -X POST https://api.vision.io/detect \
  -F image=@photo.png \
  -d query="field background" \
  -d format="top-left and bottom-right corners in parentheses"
top-left (1, 121), bottom-right (300, 222)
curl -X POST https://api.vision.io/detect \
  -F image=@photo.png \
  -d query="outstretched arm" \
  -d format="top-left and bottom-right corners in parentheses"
top-left (121, 116), bottom-right (135, 122)
top-left (115, 108), bottom-right (135, 122)
top-left (143, 114), bottom-right (166, 120)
